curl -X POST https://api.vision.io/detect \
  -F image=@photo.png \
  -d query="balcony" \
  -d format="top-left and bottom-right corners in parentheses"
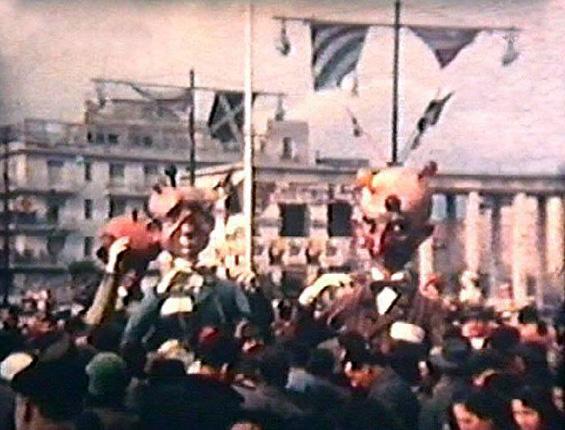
top-left (105, 182), bottom-right (149, 199)
top-left (9, 180), bottom-right (80, 197)
top-left (0, 250), bottom-right (67, 273)
top-left (21, 119), bottom-right (87, 147)
top-left (0, 213), bottom-right (76, 234)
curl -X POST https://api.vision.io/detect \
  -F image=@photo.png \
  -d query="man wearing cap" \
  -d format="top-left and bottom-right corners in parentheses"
top-left (6, 333), bottom-right (89, 430)
top-left (83, 352), bottom-right (139, 430)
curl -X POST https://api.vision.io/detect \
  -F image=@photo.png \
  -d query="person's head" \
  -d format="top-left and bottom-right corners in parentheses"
top-left (388, 340), bottom-right (427, 385)
top-left (148, 185), bottom-right (217, 262)
top-left (306, 349), bottom-right (335, 379)
top-left (467, 351), bottom-right (506, 387)
top-left (511, 386), bottom-right (564, 430)
top-left (518, 306), bottom-right (539, 325)
top-left (9, 334), bottom-right (88, 430)
top-left (451, 390), bottom-right (514, 430)
top-left (85, 352), bottom-right (130, 403)
top-left (353, 163), bottom-right (436, 272)
top-left (195, 327), bottom-right (239, 378)
top-left (258, 348), bottom-right (290, 388)
top-left (488, 325), bottom-right (521, 354)
top-left (343, 350), bottom-right (384, 391)
top-left (285, 341), bottom-right (311, 369)
top-left (430, 335), bottom-right (472, 377)
top-left (511, 342), bottom-right (549, 377)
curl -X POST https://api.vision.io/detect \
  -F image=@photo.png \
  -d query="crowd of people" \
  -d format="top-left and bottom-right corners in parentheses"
top-left (0, 274), bottom-right (563, 430)
top-left (0, 165), bottom-right (563, 430)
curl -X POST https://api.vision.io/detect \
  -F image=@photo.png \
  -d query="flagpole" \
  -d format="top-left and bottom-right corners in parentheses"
top-left (243, 0), bottom-right (255, 273)
top-left (1, 130), bottom-right (11, 305)
top-left (189, 69), bottom-right (196, 185)
top-left (391, 0), bottom-right (401, 165)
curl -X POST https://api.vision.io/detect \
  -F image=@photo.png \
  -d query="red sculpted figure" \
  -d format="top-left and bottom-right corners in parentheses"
top-left (354, 161), bottom-right (437, 274)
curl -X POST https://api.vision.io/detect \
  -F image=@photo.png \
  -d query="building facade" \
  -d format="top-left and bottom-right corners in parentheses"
top-left (1, 95), bottom-right (563, 308)
top-left (198, 164), bottom-right (564, 307)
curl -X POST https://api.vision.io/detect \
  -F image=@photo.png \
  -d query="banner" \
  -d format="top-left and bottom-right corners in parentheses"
top-left (311, 22), bottom-right (369, 91)
top-left (208, 92), bottom-right (256, 144)
top-left (410, 27), bottom-right (478, 68)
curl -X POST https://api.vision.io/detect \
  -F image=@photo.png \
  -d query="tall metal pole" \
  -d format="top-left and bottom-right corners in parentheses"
top-left (391, 0), bottom-right (401, 165)
top-left (1, 130), bottom-right (11, 305)
top-left (243, 0), bottom-right (255, 273)
top-left (189, 69), bottom-right (196, 185)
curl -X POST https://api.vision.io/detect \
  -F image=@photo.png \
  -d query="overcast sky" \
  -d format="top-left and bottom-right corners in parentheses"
top-left (0, 0), bottom-right (563, 174)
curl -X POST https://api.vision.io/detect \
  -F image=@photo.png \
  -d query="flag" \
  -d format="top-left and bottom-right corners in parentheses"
top-left (129, 84), bottom-right (193, 122)
top-left (91, 80), bottom-right (193, 121)
top-left (310, 22), bottom-right (369, 91)
top-left (410, 27), bottom-right (479, 68)
top-left (346, 108), bottom-right (363, 137)
top-left (208, 91), bottom-right (256, 144)
top-left (402, 92), bottom-right (453, 161)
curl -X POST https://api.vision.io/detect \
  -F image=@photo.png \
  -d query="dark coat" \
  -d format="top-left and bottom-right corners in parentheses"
top-left (368, 367), bottom-right (421, 430)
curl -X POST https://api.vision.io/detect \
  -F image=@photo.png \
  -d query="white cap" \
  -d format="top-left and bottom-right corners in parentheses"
top-left (160, 296), bottom-right (193, 316)
top-left (389, 321), bottom-right (426, 344)
top-left (0, 352), bottom-right (34, 382)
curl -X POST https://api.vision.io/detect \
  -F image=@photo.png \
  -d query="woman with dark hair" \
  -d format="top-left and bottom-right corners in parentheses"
top-left (449, 390), bottom-right (517, 430)
top-left (511, 386), bottom-right (564, 430)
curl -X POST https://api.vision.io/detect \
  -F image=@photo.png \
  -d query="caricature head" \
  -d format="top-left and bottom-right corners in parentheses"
top-left (147, 185), bottom-right (217, 262)
top-left (354, 162), bottom-right (436, 272)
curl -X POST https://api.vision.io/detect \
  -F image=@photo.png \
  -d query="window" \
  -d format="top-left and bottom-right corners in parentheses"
top-left (83, 237), bottom-right (93, 258)
top-left (143, 164), bottom-right (159, 180)
top-left (84, 199), bottom-right (93, 220)
top-left (328, 202), bottom-right (353, 237)
top-left (87, 131), bottom-right (93, 143)
top-left (109, 163), bottom-right (125, 182)
top-left (84, 161), bottom-right (92, 182)
top-left (280, 204), bottom-right (308, 237)
top-left (108, 198), bottom-right (126, 218)
top-left (143, 136), bottom-right (153, 147)
top-left (46, 205), bottom-right (59, 223)
top-left (95, 133), bottom-right (105, 144)
top-left (108, 133), bottom-right (119, 144)
top-left (281, 137), bottom-right (295, 160)
top-left (47, 160), bottom-right (64, 185)
top-left (46, 235), bottom-right (65, 258)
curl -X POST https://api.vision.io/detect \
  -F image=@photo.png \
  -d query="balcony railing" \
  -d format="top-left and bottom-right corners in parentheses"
top-left (0, 250), bottom-right (67, 270)
top-left (0, 213), bottom-right (76, 233)
top-left (9, 179), bottom-right (80, 196)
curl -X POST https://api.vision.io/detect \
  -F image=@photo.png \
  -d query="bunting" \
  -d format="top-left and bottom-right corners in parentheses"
top-left (409, 27), bottom-right (479, 68)
top-left (310, 22), bottom-right (369, 91)
top-left (92, 80), bottom-right (193, 122)
top-left (402, 92), bottom-right (453, 162)
top-left (129, 84), bottom-right (193, 122)
top-left (208, 92), bottom-right (256, 145)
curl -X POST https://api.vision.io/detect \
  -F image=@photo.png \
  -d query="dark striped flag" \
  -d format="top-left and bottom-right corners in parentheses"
top-left (208, 92), bottom-right (257, 145)
top-left (310, 22), bottom-right (369, 91)
top-left (410, 27), bottom-right (479, 68)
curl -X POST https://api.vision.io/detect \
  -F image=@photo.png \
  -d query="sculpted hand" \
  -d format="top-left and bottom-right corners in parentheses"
top-left (105, 237), bottom-right (130, 274)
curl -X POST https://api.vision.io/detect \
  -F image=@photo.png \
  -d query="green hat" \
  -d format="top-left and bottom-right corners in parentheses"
top-left (85, 352), bottom-right (129, 397)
